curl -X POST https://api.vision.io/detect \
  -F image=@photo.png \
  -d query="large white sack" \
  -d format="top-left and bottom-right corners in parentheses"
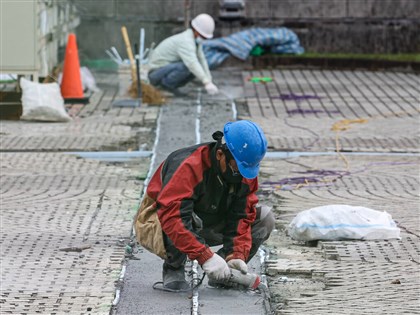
top-left (20, 77), bottom-right (72, 122)
top-left (288, 205), bottom-right (401, 241)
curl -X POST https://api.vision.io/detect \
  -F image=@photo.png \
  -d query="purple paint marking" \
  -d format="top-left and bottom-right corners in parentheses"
top-left (273, 93), bottom-right (322, 101)
top-left (273, 93), bottom-right (339, 115)
top-left (260, 161), bottom-right (417, 192)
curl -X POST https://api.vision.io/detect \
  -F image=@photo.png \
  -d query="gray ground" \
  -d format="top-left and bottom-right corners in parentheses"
top-left (115, 69), bottom-right (267, 315)
top-left (1, 67), bottom-right (419, 314)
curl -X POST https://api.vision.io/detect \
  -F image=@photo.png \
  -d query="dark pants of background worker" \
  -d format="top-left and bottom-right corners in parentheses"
top-left (148, 62), bottom-right (194, 90)
top-left (163, 205), bottom-right (275, 270)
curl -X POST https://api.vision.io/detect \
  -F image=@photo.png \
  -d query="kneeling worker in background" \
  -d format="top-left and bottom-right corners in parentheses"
top-left (135, 120), bottom-right (275, 291)
top-left (147, 13), bottom-right (219, 96)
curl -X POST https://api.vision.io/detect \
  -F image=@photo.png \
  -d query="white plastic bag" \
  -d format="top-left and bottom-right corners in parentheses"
top-left (288, 205), bottom-right (400, 241)
top-left (20, 77), bottom-right (72, 122)
top-left (58, 67), bottom-right (99, 93)
top-left (80, 67), bottom-right (99, 92)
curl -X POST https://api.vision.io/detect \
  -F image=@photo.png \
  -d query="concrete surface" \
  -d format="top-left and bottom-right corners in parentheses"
top-left (114, 68), bottom-right (268, 314)
top-left (239, 69), bottom-right (420, 314)
top-left (1, 67), bottom-right (419, 314)
top-left (0, 73), bottom-right (154, 314)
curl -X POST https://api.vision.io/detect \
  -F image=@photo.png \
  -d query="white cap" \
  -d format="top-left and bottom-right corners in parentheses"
top-left (191, 13), bottom-right (215, 39)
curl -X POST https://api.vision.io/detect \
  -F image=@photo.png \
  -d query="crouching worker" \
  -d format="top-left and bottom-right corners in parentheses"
top-left (147, 13), bottom-right (219, 97)
top-left (134, 120), bottom-right (275, 292)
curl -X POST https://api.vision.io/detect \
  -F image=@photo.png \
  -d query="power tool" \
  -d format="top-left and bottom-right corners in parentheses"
top-left (209, 268), bottom-right (261, 290)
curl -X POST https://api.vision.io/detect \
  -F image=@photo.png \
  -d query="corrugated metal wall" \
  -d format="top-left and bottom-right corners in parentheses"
top-left (73, 0), bottom-right (420, 60)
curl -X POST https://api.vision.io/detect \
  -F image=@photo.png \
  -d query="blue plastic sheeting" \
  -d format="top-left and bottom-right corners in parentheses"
top-left (203, 27), bottom-right (305, 69)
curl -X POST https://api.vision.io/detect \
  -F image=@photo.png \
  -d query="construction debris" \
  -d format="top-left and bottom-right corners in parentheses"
top-left (129, 81), bottom-right (166, 105)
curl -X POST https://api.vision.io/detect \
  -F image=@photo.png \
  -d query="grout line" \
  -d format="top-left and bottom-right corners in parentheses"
top-left (258, 246), bottom-right (273, 314)
top-left (195, 88), bottom-right (202, 144)
top-left (118, 106), bottom-right (164, 311)
top-left (219, 90), bottom-right (237, 121)
top-left (191, 260), bottom-right (200, 315)
top-left (142, 106), bottom-right (163, 196)
top-left (192, 88), bottom-right (202, 314)
top-left (112, 265), bottom-right (127, 306)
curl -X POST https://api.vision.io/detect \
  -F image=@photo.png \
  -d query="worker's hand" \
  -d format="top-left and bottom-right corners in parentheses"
top-left (202, 253), bottom-right (231, 280)
top-left (227, 259), bottom-right (248, 274)
top-left (205, 82), bottom-right (219, 95)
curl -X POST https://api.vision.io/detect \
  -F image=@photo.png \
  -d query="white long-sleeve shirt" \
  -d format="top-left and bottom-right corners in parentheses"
top-left (148, 29), bottom-right (212, 85)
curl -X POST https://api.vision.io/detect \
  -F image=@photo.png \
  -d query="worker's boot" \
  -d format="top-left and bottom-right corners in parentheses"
top-left (160, 84), bottom-right (188, 97)
top-left (162, 263), bottom-right (190, 291)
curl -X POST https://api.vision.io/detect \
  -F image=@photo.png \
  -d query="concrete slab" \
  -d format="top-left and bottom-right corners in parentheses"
top-left (258, 153), bottom-right (419, 313)
top-left (116, 250), bottom-right (192, 315)
top-left (0, 152), bottom-right (149, 314)
top-left (0, 73), bottom-right (158, 152)
top-left (241, 69), bottom-right (420, 153)
top-left (1, 67), bottom-right (419, 314)
top-left (0, 72), bottom-right (157, 314)
top-left (115, 69), bottom-right (269, 314)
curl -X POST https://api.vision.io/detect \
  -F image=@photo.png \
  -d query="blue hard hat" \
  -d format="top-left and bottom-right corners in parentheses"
top-left (223, 120), bottom-right (267, 179)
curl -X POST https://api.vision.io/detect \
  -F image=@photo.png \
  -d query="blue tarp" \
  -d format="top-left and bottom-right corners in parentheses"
top-left (203, 27), bottom-right (304, 69)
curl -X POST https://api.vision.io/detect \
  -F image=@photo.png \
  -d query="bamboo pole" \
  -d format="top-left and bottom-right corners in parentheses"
top-left (121, 26), bottom-right (136, 83)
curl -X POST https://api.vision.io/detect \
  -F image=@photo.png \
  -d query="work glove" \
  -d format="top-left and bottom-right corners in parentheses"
top-left (202, 253), bottom-right (231, 281)
top-left (205, 82), bottom-right (219, 95)
top-left (227, 259), bottom-right (248, 274)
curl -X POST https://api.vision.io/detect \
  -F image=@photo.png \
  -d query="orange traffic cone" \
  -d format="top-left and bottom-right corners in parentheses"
top-left (61, 33), bottom-right (87, 103)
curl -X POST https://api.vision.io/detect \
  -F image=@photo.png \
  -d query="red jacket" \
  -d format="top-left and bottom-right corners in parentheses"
top-left (146, 142), bottom-right (258, 265)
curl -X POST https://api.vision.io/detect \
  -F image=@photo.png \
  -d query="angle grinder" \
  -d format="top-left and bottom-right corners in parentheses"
top-left (209, 268), bottom-right (261, 290)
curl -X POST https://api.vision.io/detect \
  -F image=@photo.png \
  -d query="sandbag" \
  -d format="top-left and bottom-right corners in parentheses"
top-left (288, 205), bottom-right (401, 241)
top-left (20, 77), bottom-right (72, 122)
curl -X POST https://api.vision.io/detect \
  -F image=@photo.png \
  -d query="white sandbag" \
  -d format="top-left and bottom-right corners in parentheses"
top-left (20, 77), bottom-right (72, 122)
top-left (288, 205), bottom-right (400, 241)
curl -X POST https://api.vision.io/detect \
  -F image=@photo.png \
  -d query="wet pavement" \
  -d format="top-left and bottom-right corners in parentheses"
top-left (1, 67), bottom-right (419, 314)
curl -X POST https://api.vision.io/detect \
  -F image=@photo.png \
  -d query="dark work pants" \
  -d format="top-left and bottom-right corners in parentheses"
top-left (148, 62), bottom-right (194, 89)
top-left (163, 205), bottom-right (275, 270)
